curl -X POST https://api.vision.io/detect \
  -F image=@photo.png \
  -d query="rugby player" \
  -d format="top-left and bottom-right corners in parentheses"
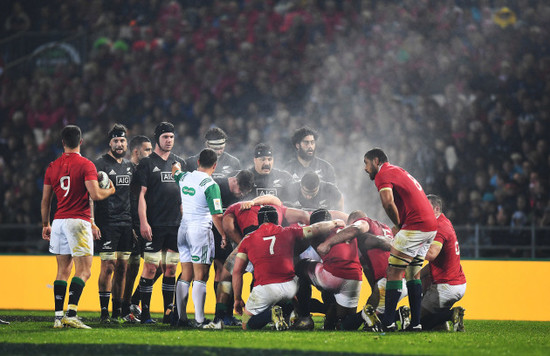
top-left (41, 125), bottom-right (115, 329)
top-left (94, 124), bottom-right (134, 323)
top-left (134, 122), bottom-right (186, 324)
top-left (284, 171), bottom-right (343, 211)
top-left (283, 126), bottom-right (336, 184)
top-left (233, 206), bottom-right (344, 330)
top-left (246, 143), bottom-right (293, 201)
top-left (363, 148), bottom-right (437, 331)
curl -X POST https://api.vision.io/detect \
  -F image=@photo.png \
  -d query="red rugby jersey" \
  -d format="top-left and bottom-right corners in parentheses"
top-left (224, 203), bottom-right (287, 234)
top-left (430, 213), bottom-right (466, 285)
top-left (322, 227), bottom-right (363, 281)
top-left (44, 152), bottom-right (97, 222)
top-left (374, 162), bottom-right (437, 231)
top-left (238, 223), bottom-right (303, 286)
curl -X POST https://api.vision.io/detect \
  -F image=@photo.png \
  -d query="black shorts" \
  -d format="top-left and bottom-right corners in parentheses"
top-left (97, 225), bottom-right (133, 253)
top-left (143, 226), bottom-right (178, 253)
top-left (213, 225), bottom-right (232, 262)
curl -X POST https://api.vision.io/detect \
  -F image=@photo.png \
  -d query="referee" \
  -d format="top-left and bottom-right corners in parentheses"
top-left (134, 122), bottom-right (186, 324)
top-left (94, 124), bottom-right (134, 323)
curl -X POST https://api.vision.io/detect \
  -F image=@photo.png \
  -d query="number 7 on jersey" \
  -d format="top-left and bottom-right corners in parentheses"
top-left (263, 236), bottom-right (276, 255)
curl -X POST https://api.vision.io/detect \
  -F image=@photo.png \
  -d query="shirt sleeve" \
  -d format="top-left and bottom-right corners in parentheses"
top-left (135, 159), bottom-right (149, 187)
top-left (205, 183), bottom-right (223, 215)
top-left (374, 169), bottom-right (392, 191)
top-left (84, 159), bottom-right (98, 181)
top-left (44, 164), bottom-right (52, 185)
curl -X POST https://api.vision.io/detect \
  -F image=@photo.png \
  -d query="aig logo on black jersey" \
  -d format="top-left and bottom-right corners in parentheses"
top-left (116, 175), bottom-right (130, 186)
top-left (257, 188), bottom-right (277, 196)
top-left (161, 171), bottom-right (174, 182)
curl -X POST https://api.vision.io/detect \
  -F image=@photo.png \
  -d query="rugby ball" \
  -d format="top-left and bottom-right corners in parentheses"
top-left (97, 171), bottom-right (110, 189)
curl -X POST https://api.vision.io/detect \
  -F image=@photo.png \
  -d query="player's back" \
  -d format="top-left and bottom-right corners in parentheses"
top-left (45, 152), bottom-right (96, 221)
top-left (225, 203), bottom-right (287, 234)
top-left (240, 223), bottom-right (303, 286)
top-left (322, 228), bottom-right (362, 280)
top-left (431, 213), bottom-right (466, 285)
top-left (375, 163), bottom-right (436, 231)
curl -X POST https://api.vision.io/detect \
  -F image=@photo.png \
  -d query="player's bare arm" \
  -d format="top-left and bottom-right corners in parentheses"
top-left (303, 219), bottom-right (345, 240)
top-left (379, 188), bottom-right (400, 231)
top-left (40, 184), bottom-right (54, 241)
top-left (138, 186), bottom-right (152, 240)
top-left (329, 210), bottom-right (349, 222)
top-left (232, 252), bottom-right (248, 316)
top-left (171, 161), bottom-right (181, 176)
top-left (357, 232), bottom-right (392, 250)
top-left (284, 207), bottom-right (311, 225)
top-left (424, 241), bottom-right (443, 262)
top-left (85, 178), bottom-right (115, 201)
top-left (212, 213), bottom-right (227, 248)
top-left (239, 194), bottom-right (282, 210)
top-left (222, 213), bottom-right (243, 244)
top-left (89, 197), bottom-right (101, 240)
top-left (317, 220), bottom-right (369, 255)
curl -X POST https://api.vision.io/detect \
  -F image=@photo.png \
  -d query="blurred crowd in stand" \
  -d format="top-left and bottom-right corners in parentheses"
top-left (0, 0), bottom-right (549, 256)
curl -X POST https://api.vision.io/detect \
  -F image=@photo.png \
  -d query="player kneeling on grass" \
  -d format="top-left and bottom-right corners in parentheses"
top-left (233, 206), bottom-right (343, 330)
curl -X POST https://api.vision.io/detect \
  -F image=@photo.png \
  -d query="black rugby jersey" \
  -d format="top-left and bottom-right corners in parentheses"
top-left (134, 151), bottom-right (186, 227)
top-left (245, 167), bottom-right (293, 201)
top-left (94, 154), bottom-right (134, 226)
top-left (283, 156), bottom-right (336, 184)
top-left (130, 161), bottom-right (140, 227)
top-left (284, 180), bottom-right (343, 212)
top-left (215, 176), bottom-right (240, 210)
top-left (186, 151), bottom-right (241, 179)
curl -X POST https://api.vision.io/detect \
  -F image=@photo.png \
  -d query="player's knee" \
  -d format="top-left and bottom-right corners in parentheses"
top-left (220, 281), bottom-right (232, 294)
top-left (116, 251), bottom-right (131, 261)
top-left (164, 251), bottom-right (180, 266)
top-left (405, 256), bottom-right (424, 281)
top-left (143, 251), bottom-right (162, 265)
top-left (100, 252), bottom-right (117, 262)
top-left (128, 254), bottom-right (141, 265)
top-left (388, 254), bottom-right (409, 269)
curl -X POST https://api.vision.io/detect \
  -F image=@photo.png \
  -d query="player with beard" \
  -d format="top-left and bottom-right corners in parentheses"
top-left (122, 135), bottom-right (152, 322)
top-left (134, 122), bottom-right (186, 324)
top-left (246, 143), bottom-right (293, 201)
top-left (283, 126), bottom-right (336, 184)
top-left (94, 124), bottom-right (135, 323)
top-left (285, 171), bottom-right (343, 211)
top-left (363, 148), bottom-right (437, 332)
top-left (186, 127), bottom-right (241, 179)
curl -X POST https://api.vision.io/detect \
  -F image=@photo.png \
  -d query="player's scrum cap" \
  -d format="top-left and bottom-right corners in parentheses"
top-left (310, 208), bottom-right (331, 224)
top-left (254, 143), bottom-right (273, 158)
top-left (154, 121), bottom-right (175, 143)
top-left (257, 205), bottom-right (278, 225)
top-left (108, 126), bottom-right (126, 140)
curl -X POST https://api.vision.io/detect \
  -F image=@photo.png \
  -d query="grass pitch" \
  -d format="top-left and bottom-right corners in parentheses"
top-left (0, 310), bottom-right (549, 355)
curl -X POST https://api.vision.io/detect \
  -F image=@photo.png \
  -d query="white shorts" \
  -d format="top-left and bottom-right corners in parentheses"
top-left (308, 263), bottom-right (361, 308)
top-left (375, 277), bottom-right (408, 314)
top-left (177, 224), bottom-right (214, 264)
top-left (421, 283), bottom-right (467, 314)
top-left (245, 278), bottom-right (298, 315)
top-left (49, 218), bottom-right (93, 257)
top-left (393, 229), bottom-right (437, 258)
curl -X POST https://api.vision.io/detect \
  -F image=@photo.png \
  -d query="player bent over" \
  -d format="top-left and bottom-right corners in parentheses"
top-left (41, 125), bottom-right (115, 329)
top-left (233, 206), bottom-right (343, 330)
